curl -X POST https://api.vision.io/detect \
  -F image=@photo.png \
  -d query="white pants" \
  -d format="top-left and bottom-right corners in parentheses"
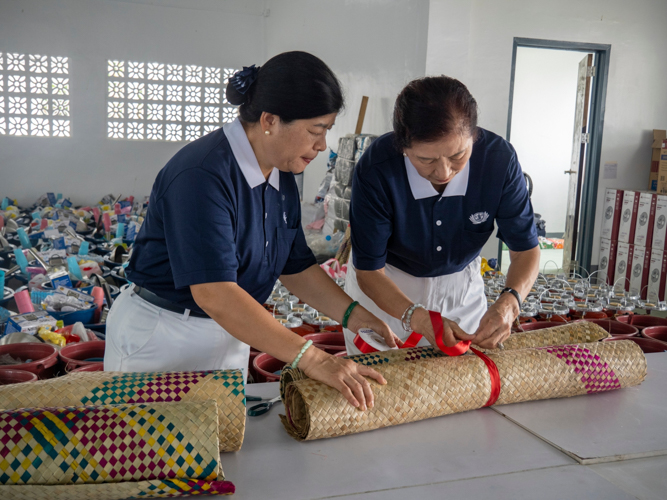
top-left (104, 286), bottom-right (250, 381)
top-left (344, 256), bottom-right (487, 355)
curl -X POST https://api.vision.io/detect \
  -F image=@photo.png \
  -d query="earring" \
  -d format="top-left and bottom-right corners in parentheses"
top-left (403, 152), bottom-right (407, 157)
top-left (265, 130), bottom-right (270, 135)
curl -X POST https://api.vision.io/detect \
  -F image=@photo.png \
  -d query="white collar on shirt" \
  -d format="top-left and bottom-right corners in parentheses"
top-left (223, 118), bottom-right (280, 191)
top-left (404, 156), bottom-right (469, 200)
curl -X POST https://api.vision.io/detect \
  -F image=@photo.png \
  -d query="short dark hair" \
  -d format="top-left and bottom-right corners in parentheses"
top-left (226, 51), bottom-right (344, 124)
top-left (393, 76), bottom-right (478, 150)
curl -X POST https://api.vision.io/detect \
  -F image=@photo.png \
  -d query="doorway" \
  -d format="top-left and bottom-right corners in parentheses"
top-left (499, 38), bottom-right (611, 277)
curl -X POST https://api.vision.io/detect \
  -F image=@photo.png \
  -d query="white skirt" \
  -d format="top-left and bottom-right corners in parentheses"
top-left (104, 285), bottom-right (250, 381)
top-left (343, 256), bottom-right (487, 355)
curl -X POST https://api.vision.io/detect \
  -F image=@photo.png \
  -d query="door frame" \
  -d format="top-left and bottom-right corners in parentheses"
top-left (500, 37), bottom-right (611, 274)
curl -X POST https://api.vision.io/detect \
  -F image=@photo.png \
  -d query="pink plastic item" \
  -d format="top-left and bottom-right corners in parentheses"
top-left (14, 290), bottom-right (35, 314)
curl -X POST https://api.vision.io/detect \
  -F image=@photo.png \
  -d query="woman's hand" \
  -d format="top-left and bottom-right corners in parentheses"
top-left (298, 346), bottom-right (386, 410)
top-left (411, 307), bottom-right (475, 350)
top-left (473, 293), bottom-right (518, 349)
top-left (346, 304), bottom-right (404, 348)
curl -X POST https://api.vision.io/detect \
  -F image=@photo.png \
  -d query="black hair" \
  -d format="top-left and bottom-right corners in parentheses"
top-left (225, 51), bottom-right (344, 124)
top-left (393, 76), bottom-right (478, 150)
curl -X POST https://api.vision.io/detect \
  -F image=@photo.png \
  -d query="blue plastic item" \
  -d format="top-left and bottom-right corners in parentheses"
top-left (115, 222), bottom-right (125, 239)
top-left (30, 290), bottom-right (55, 306)
top-left (78, 241), bottom-right (89, 256)
top-left (1, 198), bottom-right (9, 210)
top-left (31, 211), bottom-right (41, 220)
top-left (48, 306), bottom-right (96, 326)
top-left (67, 256), bottom-right (84, 281)
top-left (0, 270), bottom-right (4, 297)
top-left (14, 248), bottom-right (29, 275)
top-left (17, 228), bottom-right (32, 249)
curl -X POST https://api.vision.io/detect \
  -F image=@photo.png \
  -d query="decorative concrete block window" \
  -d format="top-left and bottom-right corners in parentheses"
top-left (0, 52), bottom-right (71, 137)
top-left (107, 59), bottom-right (239, 141)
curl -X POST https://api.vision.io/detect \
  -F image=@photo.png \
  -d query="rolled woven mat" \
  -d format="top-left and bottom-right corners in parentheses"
top-left (280, 321), bottom-right (611, 399)
top-left (280, 340), bottom-right (646, 441)
top-left (0, 370), bottom-right (246, 453)
top-left (0, 401), bottom-right (235, 499)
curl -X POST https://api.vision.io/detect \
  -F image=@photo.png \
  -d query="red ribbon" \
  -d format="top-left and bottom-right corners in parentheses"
top-left (352, 311), bottom-right (501, 407)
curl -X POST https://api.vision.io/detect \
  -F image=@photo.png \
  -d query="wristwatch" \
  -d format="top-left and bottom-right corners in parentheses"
top-left (500, 287), bottom-right (522, 310)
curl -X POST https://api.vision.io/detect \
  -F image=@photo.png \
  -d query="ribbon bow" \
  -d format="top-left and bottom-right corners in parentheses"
top-left (230, 65), bottom-right (260, 95)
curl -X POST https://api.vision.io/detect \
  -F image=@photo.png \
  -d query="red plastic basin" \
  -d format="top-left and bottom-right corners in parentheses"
top-left (513, 321), bottom-right (563, 333)
top-left (70, 362), bottom-right (104, 373)
top-left (0, 369), bottom-right (38, 385)
top-left (59, 341), bottom-right (106, 371)
top-left (617, 315), bottom-right (667, 331)
top-left (641, 326), bottom-right (667, 344)
top-left (581, 319), bottom-right (639, 337)
top-left (334, 351), bottom-right (348, 357)
top-left (605, 337), bottom-right (667, 353)
top-left (0, 343), bottom-right (59, 379)
top-left (253, 353), bottom-right (286, 383)
top-left (303, 333), bottom-right (346, 354)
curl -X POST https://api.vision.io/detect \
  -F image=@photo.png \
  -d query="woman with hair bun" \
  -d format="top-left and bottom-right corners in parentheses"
top-left (344, 76), bottom-right (540, 355)
top-left (105, 51), bottom-right (401, 411)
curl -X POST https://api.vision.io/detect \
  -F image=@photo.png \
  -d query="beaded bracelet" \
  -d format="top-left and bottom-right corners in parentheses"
top-left (291, 340), bottom-right (313, 369)
top-left (401, 303), bottom-right (426, 332)
top-left (342, 301), bottom-right (359, 329)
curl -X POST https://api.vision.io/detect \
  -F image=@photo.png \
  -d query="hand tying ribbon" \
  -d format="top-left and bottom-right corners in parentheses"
top-left (353, 310), bottom-right (501, 407)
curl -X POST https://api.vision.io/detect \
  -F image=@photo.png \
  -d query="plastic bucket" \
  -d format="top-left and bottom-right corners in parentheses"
top-left (641, 326), bottom-right (667, 343)
top-left (617, 315), bottom-right (667, 331)
top-left (605, 336), bottom-right (667, 353)
top-left (582, 319), bottom-right (639, 337)
top-left (334, 351), bottom-right (348, 357)
top-left (70, 362), bottom-right (104, 373)
top-left (252, 353), bottom-right (285, 383)
top-left (303, 332), bottom-right (346, 354)
top-left (48, 306), bottom-right (96, 326)
top-left (248, 348), bottom-right (261, 383)
top-left (0, 369), bottom-right (38, 385)
top-left (513, 321), bottom-right (563, 333)
top-left (59, 341), bottom-right (106, 371)
top-left (290, 325), bottom-right (317, 337)
top-left (0, 343), bottom-right (59, 379)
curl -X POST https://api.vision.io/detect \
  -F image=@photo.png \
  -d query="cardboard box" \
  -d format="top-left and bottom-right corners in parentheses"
top-left (5, 311), bottom-right (57, 336)
top-left (597, 238), bottom-right (617, 285)
top-left (652, 194), bottom-right (667, 250)
top-left (654, 132), bottom-right (667, 193)
top-left (634, 192), bottom-right (657, 247)
top-left (600, 188), bottom-right (624, 241)
top-left (614, 242), bottom-right (631, 289)
top-left (647, 248), bottom-right (667, 302)
top-left (618, 191), bottom-right (641, 243)
top-left (629, 245), bottom-right (651, 299)
top-left (649, 171), bottom-right (659, 192)
top-left (649, 130), bottom-right (666, 192)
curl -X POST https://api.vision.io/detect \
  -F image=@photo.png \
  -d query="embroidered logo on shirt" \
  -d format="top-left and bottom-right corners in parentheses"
top-left (469, 212), bottom-right (489, 225)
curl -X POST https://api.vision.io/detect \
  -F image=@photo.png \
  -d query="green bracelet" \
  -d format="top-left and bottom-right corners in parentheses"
top-left (291, 340), bottom-right (313, 369)
top-left (342, 301), bottom-right (359, 329)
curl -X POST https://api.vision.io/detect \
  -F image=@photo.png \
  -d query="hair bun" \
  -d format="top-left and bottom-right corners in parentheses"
top-left (225, 80), bottom-right (246, 106)
top-left (225, 65), bottom-right (260, 106)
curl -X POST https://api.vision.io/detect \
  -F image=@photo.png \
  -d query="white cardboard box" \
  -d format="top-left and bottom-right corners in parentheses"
top-left (629, 245), bottom-right (651, 299)
top-left (651, 194), bottom-right (667, 250)
top-left (634, 192), bottom-right (657, 247)
top-left (597, 238), bottom-right (617, 285)
top-left (614, 242), bottom-right (631, 289)
top-left (600, 188), bottom-right (624, 241)
top-left (647, 248), bottom-right (667, 302)
top-left (618, 191), bottom-right (641, 243)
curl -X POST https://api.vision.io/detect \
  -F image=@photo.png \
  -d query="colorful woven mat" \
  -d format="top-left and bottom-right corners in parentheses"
top-left (0, 370), bottom-right (246, 452)
top-left (0, 401), bottom-right (235, 499)
top-left (280, 340), bottom-right (646, 441)
top-left (280, 321), bottom-right (611, 400)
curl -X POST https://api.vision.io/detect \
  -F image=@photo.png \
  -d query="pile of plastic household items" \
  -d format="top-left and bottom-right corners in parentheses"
top-left (0, 192), bottom-right (146, 345)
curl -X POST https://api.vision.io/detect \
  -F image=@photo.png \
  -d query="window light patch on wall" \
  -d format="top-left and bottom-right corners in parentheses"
top-left (107, 59), bottom-right (239, 141)
top-left (0, 52), bottom-right (71, 137)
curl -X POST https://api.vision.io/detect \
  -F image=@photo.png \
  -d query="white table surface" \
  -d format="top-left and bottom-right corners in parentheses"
top-left (218, 383), bottom-right (574, 500)
top-left (491, 352), bottom-right (667, 464)
top-left (588, 455), bottom-right (667, 500)
top-left (342, 465), bottom-right (637, 500)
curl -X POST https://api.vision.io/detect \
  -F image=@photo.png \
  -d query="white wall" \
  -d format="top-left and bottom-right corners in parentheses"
top-left (0, 0), bottom-right (267, 206)
top-left (426, 0), bottom-right (667, 264)
top-left (0, 0), bottom-right (430, 206)
top-left (264, 0), bottom-right (430, 203)
top-left (510, 47), bottom-right (593, 236)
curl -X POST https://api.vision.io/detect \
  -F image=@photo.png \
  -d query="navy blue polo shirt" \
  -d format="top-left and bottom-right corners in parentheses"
top-left (127, 118), bottom-right (317, 314)
top-left (350, 128), bottom-right (538, 277)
